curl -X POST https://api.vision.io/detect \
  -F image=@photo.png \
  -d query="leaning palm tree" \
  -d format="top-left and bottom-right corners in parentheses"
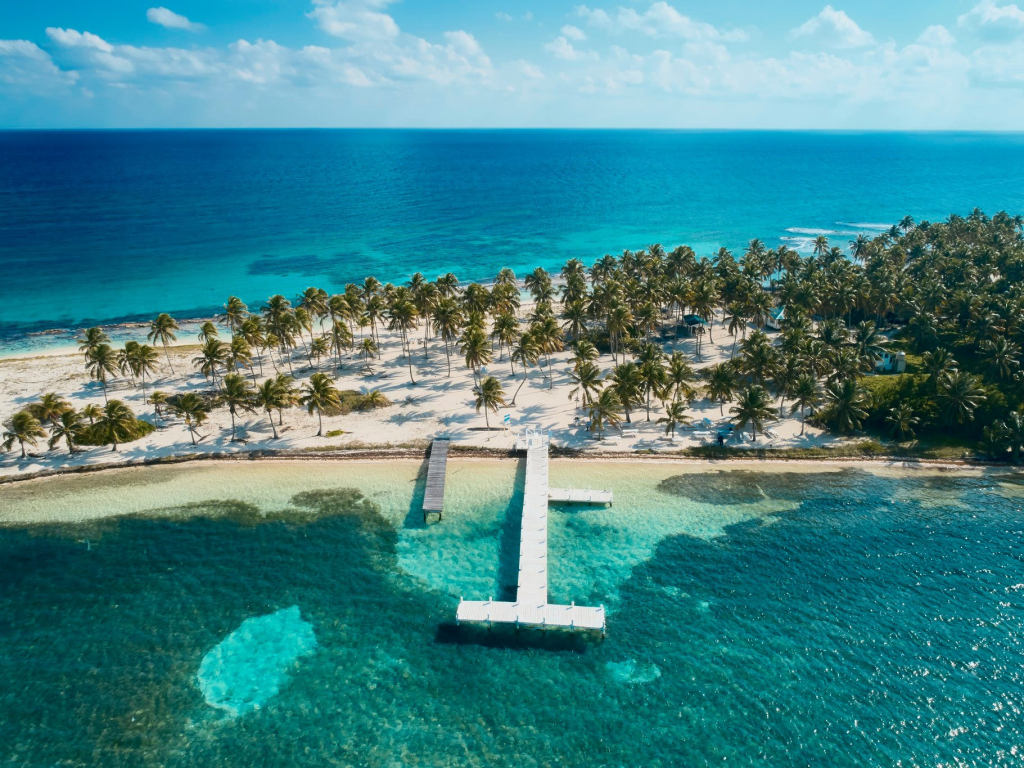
top-left (2, 411), bottom-right (47, 458)
top-left (272, 373), bottom-right (299, 427)
top-left (588, 388), bottom-right (622, 440)
top-left (253, 379), bottom-right (285, 439)
top-left (730, 384), bottom-right (777, 442)
top-left (197, 321), bottom-right (219, 344)
top-left (509, 331), bottom-right (540, 406)
top-left (77, 326), bottom-right (110, 359)
top-left (172, 392), bottom-right (208, 446)
top-left (48, 409), bottom-right (84, 454)
top-left (789, 373), bottom-right (821, 436)
top-left (96, 400), bottom-right (137, 452)
top-left (300, 372), bottom-right (342, 437)
top-left (81, 403), bottom-right (102, 425)
top-left (219, 296), bottom-right (249, 333)
top-left (86, 343), bottom-right (118, 403)
top-left (148, 313), bottom-right (180, 373)
top-left (221, 373), bottom-right (255, 442)
top-left (30, 392), bottom-right (72, 426)
top-left (129, 343), bottom-right (160, 403)
top-left (460, 326), bottom-right (492, 384)
top-left (657, 400), bottom-right (692, 438)
top-left (474, 376), bottom-right (507, 428)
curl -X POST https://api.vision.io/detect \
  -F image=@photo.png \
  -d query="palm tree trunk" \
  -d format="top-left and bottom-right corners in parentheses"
top-left (267, 410), bottom-right (278, 439)
top-left (511, 370), bottom-right (529, 406)
top-left (317, 407), bottom-right (323, 437)
top-left (163, 341), bottom-right (175, 374)
top-left (230, 409), bottom-right (237, 441)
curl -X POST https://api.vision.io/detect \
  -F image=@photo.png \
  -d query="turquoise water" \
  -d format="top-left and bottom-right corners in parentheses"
top-left (1, 460), bottom-right (1024, 764)
top-left (3, 130), bottom-right (1024, 353)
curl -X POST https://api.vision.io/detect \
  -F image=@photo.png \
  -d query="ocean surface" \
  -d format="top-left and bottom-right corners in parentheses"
top-left (2, 130), bottom-right (1024, 355)
top-left (1, 460), bottom-right (1023, 765)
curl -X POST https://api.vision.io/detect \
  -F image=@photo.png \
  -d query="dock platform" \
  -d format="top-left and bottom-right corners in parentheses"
top-left (457, 430), bottom-right (608, 633)
top-left (422, 438), bottom-right (450, 522)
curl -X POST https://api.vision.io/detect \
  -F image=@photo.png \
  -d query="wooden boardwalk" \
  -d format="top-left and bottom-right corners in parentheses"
top-left (457, 431), bottom-right (608, 633)
top-left (549, 488), bottom-right (613, 504)
top-left (422, 438), bottom-right (450, 522)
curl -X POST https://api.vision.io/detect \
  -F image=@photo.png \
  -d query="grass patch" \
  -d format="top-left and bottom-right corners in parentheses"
top-left (322, 390), bottom-right (392, 417)
top-left (324, 429), bottom-right (345, 438)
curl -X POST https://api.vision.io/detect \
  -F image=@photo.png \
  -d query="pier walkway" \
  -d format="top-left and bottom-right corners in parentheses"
top-left (422, 438), bottom-right (450, 522)
top-left (456, 431), bottom-right (609, 633)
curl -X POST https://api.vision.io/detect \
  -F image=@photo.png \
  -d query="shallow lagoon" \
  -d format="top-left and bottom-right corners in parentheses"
top-left (2, 459), bottom-right (1023, 765)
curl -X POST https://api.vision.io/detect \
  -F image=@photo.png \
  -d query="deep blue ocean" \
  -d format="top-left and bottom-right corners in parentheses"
top-left (2, 130), bottom-right (1023, 350)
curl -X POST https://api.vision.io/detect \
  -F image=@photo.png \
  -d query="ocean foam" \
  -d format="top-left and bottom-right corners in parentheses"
top-left (196, 606), bottom-right (317, 718)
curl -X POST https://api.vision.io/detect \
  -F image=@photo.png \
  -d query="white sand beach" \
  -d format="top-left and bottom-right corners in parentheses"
top-left (0, 307), bottom-right (844, 479)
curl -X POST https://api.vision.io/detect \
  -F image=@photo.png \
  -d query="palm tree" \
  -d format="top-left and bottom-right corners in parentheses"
top-left (588, 388), bottom-right (622, 440)
top-left (221, 373), bottom-right (255, 442)
top-left (149, 391), bottom-right (168, 418)
top-left (510, 331), bottom-right (540, 406)
top-left (48, 409), bottom-right (84, 454)
top-left (997, 411), bottom-right (1024, 465)
top-left (921, 348), bottom-right (957, 392)
top-left (568, 360), bottom-right (603, 408)
top-left (532, 316), bottom-right (563, 390)
top-left (86, 343), bottom-right (118, 402)
top-left (148, 313), bottom-right (180, 373)
top-left (388, 299), bottom-right (419, 384)
top-left (657, 400), bottom-right (692, 437)
top-left (886, 403), bottom-right (919, 442)
top-left (474, 376), bottom-right (507, 428)
top-left (981, 337), bottom-right (1020, 382)
top-left (358, 337), bottom-right (377, 372)
top-left (193, 339), bottom-right (228, 388)
top-left (789, 373), bottom-right (821, 436)
top-left (197, 321), bottom-right (219, 344)
top-left (823, 379), bottom-right (869, 434)
top-left (29, 392), bottom-right (72, 426)
top-left (360, 389), bottom-right (390, 409)
top-left (81, 403), bottom-right (102, 425)
top-left (173, 392), bottom-right (209, 445)
top-left (77, 326), bottom-right (109, 359)
top-left (96, 400), bottom-right (137, 452)
top-left (272, 373), bottom-right (299, 426)
top-left (253, 379), bottom-right (285, 439)
top-left (301, 372), bottom-right (342, 437)
top-left (704, 362), bottom-right (739, 416)
top-left (639, 358), bottom-right (668, 421)
top-left (609, 362), bottom-right (643, 424)
top-left (460, 326), bottom-right (492, 384)
top-left (2, 411), bottom-right (47, 458)
top-left (938, 370), bottom-right (986, 426)
top-left (731, 385), bottom-right (777, 442)
top-left (310, 337), bottom-right (330, 370)
top-left (219, 296), bottom-right (249, 333)
top-left (129, 343), bottom-right (160, 403)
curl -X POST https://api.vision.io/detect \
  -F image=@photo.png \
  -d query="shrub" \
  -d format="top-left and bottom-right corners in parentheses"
top-left (76, 418), bottom-right (156, 447)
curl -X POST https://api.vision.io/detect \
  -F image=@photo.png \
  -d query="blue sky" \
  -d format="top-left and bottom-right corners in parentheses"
top-left (2, 1), bottom-right (1024, 128)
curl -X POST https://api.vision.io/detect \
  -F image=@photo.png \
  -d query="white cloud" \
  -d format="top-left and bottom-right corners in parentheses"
top-left (544, 36), bottom-right (597, 61)
top-left (444, 30), bottom-right (483, 58)
top-left (958, 1), bottom-right (1024, 38)
top-left (575, 2), bottom-right (748, 42)
top-left (790, 6), bottom-right (875, 48)
top-left (0, 39), bottom-right (78, 91)
top-left (515, 60), bottom-right (545, 79)
top-left (307, 0), bottom-right (400, 41)
top-left (917, 25), bottom-right (956, 47)
top-left (561, 25), bottom-right (586, 41)
top-left (495, 12), bottom-right (513, 22)
top-left (146, 7), bottom-right (205, 33)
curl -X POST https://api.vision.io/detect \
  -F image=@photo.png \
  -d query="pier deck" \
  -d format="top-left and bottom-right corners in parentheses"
top-left (422, 438), bottom-right (450, 522)
top-left (457, 431), bottom-right (608, 633)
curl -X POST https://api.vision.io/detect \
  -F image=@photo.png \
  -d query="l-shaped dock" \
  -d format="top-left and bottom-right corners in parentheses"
top-left (456, 431), bottom-right (610, 633)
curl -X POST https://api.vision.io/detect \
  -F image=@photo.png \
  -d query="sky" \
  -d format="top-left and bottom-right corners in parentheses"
top-left (2, 0), bottom-right (1024, 128)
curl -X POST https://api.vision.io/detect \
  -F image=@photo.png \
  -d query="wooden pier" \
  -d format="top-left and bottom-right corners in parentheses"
top-left (457, 431), bottom-right (608, 633)
top-left (422, 438), bottom-right (450, 522)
